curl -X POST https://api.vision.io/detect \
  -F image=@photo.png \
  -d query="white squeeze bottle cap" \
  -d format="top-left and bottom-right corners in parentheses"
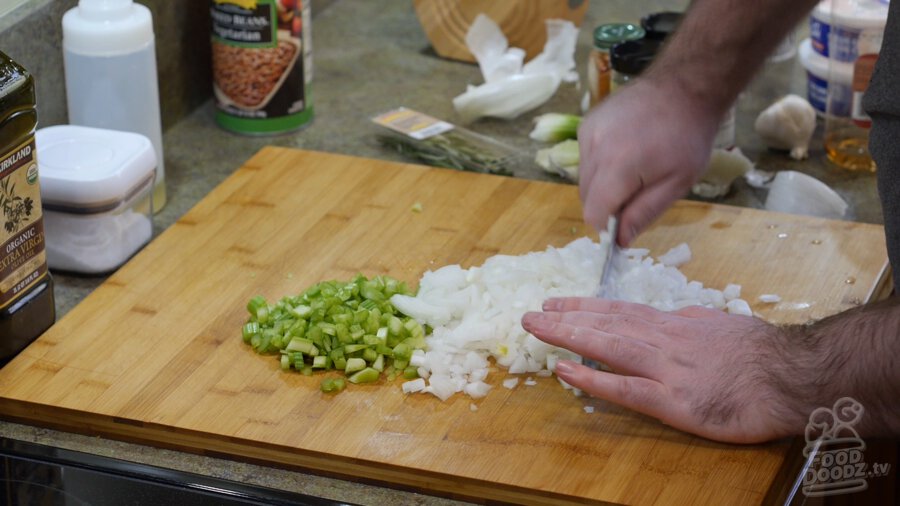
top-left (62, 0), bottom-right (153, 56)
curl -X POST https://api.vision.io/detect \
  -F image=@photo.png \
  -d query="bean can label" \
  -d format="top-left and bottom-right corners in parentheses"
top-left (211, 0), bottom-right (313, 135)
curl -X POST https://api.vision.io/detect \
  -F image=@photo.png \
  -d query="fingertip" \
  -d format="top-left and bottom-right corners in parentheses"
top-left (542, 298), bottom-right (562, 311)
top-left (554, 360), bottom-right (577, 376)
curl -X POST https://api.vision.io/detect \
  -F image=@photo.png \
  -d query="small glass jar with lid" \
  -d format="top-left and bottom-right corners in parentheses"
top-left (586, 23), bottom-right (645, 107)
top-left (609, 38), bottom-right (662, 91)
top-left (640, 11), bottom-right (683, 40)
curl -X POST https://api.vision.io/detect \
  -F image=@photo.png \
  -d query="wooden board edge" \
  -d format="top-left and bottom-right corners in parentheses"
top-left (0, 399), bottom-right (615, 506)
top-left (762, 436), bottom-right (807, 504)
top-left (867, 262), bottom-right (895, 302)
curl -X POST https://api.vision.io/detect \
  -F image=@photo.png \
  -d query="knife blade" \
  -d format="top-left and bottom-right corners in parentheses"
top-left (596, 217), bottom-right (619, 299)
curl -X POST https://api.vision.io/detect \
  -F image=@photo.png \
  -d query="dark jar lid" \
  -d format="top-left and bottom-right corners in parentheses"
top-left (610, 38), bottom-right (662, 76)
top-left (640, 11), bottom-right (683, 40)
top-left (592, 23), bottom-right (645, 50)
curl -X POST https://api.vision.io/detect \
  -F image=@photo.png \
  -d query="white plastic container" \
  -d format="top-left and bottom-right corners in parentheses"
top-left (809, 0), bottom-right (887, 61)
top-left (36, 125), bottom-right (155, 274)
top-left (799, 38), bottom-right (853, 116)
top-left (62, 0), bottom-right (166, 213)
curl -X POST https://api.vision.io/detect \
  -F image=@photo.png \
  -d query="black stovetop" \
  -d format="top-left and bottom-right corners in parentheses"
top-left (0, 437), bottom-right (356, 505)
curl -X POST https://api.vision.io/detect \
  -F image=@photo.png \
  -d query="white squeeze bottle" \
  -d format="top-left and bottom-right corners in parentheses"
top-left (62, 0), bottom-right (166, 212)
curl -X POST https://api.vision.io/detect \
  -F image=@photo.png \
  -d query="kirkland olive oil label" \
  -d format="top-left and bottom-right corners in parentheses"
top-left (211, 0), bottom-right (313, 134)
top-left (0, 138), bottom-right (47, 308)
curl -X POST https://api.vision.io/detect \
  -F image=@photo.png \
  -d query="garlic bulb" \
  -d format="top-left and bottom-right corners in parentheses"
top-left (754, 94), bottom-right (817, 160)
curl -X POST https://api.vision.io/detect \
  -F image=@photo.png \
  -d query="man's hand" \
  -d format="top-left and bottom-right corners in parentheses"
top-left (522, 297), bottom-right (810, 444)
top-left (577, 78), bottom-right (720, 245)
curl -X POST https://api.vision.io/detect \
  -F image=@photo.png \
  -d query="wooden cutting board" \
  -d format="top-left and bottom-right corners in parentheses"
top-left (0, 148), bottom-right (891, 505)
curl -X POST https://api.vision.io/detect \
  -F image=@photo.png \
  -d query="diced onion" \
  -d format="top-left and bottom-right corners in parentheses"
top-left (392, 238), bottom-right (750, 401)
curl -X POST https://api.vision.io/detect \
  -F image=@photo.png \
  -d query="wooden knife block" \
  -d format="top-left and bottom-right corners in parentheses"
top-left (413, 0), bottom-right (590, 63)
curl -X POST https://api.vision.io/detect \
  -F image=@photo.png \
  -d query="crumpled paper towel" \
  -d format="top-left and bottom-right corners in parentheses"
top-left (452, 14), bottom-right (578, 122)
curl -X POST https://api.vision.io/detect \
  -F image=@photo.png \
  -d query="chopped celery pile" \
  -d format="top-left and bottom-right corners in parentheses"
top-left (241, 274), bottom-right (425, 393)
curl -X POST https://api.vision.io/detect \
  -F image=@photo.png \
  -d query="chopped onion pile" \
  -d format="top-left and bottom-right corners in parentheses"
top-left (391, 238), bottom-right (751, 401)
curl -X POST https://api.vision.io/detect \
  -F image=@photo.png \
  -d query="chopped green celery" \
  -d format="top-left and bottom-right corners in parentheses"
top-left (372, 354), bottom-right (385, 372)
top-left (247, 295), bottom-right (267, 315)
top-left (403, 335), bottom-right (426, 349)
top-left (345, 357), bottom-right (366, 374)
top-left (307, 325), bottom-right (323, 343)
top-left (392, 342), bottom-right (411, 361)
top-left (320, 378), bottom-right (338, 393)
top-left (403, 366), bottom-right (419, 379)
top-left (343, 344), bottom-right (370, 354)
top-left (285, 337), bottom-right (318, 356)
top-left (288, 319), bottom-right (307, 337)
top-left (387, 371), bottom-right (398, 382)
top-left (335, 324), bottom-right (350, 343)
top-left (348, 367), bottom-right (380, 384)
top-left (242, 322), bottom-right (259, 342)
top-left (241, 274), bottom-right (428, 387)
top-left (365, 314), bottom-right (379, 334)
top-left (332, 313), bottom-right (352, 325)
top-left (291, 305), bottom-right (312, 318)
top-left (255, 306), bottom-right (269, 324)
top-left (333, 377), bottom-right (346, 391)
top-left (404, 319), bottom-right (424, 338)
top-left (353, 310), bottom-right (369, 324)
top-left (360, 284), bottom-right (385, 302)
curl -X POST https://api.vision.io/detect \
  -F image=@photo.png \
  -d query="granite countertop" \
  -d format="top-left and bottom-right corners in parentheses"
top-left (1, 0), bottom-right (884, 504)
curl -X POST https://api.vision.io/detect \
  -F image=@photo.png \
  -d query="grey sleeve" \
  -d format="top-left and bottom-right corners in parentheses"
top-left (863, 1), bottom-right (900, 291)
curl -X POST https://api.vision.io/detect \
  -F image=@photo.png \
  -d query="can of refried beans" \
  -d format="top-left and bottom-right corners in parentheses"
top-left (210, 0), bottom-right (313, 135)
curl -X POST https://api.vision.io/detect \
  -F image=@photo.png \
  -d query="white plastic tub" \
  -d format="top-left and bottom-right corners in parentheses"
top-left (809, 0), bottom-right (887, 62)
top-left (798, 38), bottom-right (853, 116)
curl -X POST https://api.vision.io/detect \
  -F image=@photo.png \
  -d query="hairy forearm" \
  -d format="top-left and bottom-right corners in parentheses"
top-left (646, 0), bottom-right (819, 117)
top-left (770, 297), bottom-right (900, 436)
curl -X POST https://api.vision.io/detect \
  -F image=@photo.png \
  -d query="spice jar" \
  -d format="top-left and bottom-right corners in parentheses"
top-left (586, 23), bottom-right (645, 108)
top-left (36, 125), bottom-right (156, 274)
top-left (640, 11), bottom-right (682, 40)
top-left (610, 38), bottom-right (661, 91)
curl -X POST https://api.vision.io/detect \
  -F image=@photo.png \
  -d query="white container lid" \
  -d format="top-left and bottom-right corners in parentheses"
top-left (62, 0), bottom-right (154, 56)
top-left (812, 0), bottom-right (888, 30)
top-left (798, 38), bottom-right (854, 83)
top-left (36, 125), bottom-right (156, 212)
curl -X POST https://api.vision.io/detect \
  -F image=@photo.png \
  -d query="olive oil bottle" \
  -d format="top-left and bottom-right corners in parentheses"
top-left (0, 51), bottom-right (54, 364)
